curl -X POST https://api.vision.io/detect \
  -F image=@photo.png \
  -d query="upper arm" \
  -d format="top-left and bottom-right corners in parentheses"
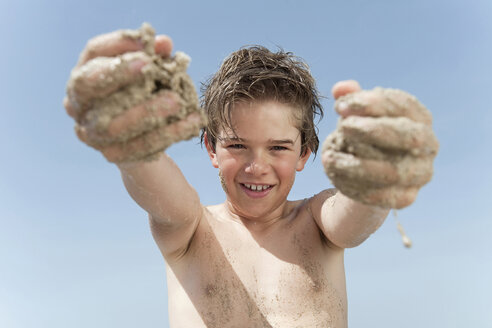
top-left (118, 153), bottom-right (204, 258)
top-left (310, 189), bottom-right (390, 248)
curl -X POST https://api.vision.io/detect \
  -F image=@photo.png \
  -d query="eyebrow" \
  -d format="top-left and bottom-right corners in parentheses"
top-left (268, 139), bottom-right (295, 145)
top-left (218, 137), bottom-right (245, 143)
top-left (219, 137), bottom-right (294, 145)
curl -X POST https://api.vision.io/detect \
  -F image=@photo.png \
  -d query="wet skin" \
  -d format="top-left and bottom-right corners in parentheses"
top-left (64, 26), bottom-right (437, 328)
top-left (156, 101), bottom-right (348, 327)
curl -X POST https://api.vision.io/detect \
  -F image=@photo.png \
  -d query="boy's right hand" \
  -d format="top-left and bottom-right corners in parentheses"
top-left (64, 25), bottom-right (204, 163)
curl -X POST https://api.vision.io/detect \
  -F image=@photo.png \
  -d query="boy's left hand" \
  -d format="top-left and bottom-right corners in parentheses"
top-left (321, 80), bottom-right (439, 209)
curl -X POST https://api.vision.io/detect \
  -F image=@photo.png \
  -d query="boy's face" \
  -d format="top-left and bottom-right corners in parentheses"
top-left (205, 100), bottom-right (311, 221)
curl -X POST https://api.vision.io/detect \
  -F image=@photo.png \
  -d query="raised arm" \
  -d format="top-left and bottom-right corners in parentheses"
top-left (64, 24), bottom-right (206, 257)
top-left (118, 155), bottom-right (203, 258)
top-left (312, 80), bottom-right (438, 248)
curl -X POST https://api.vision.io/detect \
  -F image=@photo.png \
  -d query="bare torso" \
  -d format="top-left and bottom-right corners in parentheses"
top-left (157, 195), bottom-right (348, 328)
top-left (65, 24), bottom-right (433, 328)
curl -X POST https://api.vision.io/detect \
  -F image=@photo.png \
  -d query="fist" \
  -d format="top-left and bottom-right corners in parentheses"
top-left (322, 80), bottom-right (439, 209)
top-left (64, 23), bottom-right (206, 163)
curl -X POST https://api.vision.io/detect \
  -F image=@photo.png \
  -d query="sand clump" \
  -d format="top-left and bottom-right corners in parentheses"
top-left (67, 23), bottom-right (206, 163)
top-left (322, 88), bottom-right (438, 209)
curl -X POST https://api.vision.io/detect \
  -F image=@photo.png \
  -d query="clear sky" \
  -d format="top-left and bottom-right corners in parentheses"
top-left (1, 0), bottom-right (491, 327)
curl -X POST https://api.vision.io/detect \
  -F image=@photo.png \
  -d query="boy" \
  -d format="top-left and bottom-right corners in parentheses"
top-left (64, 25), bottom-right (438, 327)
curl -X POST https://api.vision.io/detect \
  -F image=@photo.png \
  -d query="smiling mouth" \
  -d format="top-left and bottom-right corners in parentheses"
top-left (240, 183), bottom-right (273, 192)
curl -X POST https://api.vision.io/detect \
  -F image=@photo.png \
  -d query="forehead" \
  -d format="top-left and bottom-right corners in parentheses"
top-left (218, 100), bottom-right (301, 140)
top-left (232, 100), bottom-right (299, 127)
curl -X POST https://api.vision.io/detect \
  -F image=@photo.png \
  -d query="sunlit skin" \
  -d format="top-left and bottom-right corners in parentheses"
top-left (64, 26), bottom-right (437, 327)
top-left (205, 101), bottom-right (311, 229)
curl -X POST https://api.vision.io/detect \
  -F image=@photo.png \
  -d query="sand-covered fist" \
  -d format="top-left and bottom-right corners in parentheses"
top-left (322, 84), bottom-right (439, 209)
top-left (64, 23), bottom-right (206, 163)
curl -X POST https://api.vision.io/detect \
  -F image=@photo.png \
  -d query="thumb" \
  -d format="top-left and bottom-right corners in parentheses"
top-left (154, 35), bottom-right (173, 58)
top-left (331, 80), bottom-right (362, 99)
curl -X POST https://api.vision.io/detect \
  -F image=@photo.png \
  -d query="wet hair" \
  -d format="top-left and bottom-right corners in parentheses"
top-left (200, 45), bottom-right (323, 156)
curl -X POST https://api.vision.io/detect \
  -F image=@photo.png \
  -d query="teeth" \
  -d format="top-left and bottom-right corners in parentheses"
top-left (244, 184), bottom-right (270, 191)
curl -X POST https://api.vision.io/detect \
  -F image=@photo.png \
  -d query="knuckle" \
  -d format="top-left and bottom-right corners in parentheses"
top-left (63, 97), bottom-right (76, 117)
top-left (74, 125), bottom-right (89, 143)
top-left (82, 37), bottom-right (100, 61)
top-left (69, 66), bottom-right (89, 93)
top-left (85, 36), bottom-right (98, 51)
top-left (85, 31), bottom-right (113, 54)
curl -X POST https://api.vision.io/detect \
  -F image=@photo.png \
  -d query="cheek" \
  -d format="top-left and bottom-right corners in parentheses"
top-left (218, 169), bottom-right (228, 193)
top-left (275, 156), bottom-right (299, 179)
top-left (218, 155), bottom-right (242, 179)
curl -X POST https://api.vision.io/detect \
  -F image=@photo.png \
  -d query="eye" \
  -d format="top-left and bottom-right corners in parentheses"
top-left (228, 144), bottom-right (245, 149)
top-left (271, 146), bottom-right (288, 151)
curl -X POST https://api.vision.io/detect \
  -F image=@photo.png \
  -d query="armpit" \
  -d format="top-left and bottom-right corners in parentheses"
top-left (149, 207), bottom-right (203, 261)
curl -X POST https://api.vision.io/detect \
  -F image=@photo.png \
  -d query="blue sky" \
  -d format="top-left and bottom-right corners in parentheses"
top-left (1, 0), bottom-right (491, 327)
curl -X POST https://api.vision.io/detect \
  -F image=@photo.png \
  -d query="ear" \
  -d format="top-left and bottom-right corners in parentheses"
top-left (296, 148), bottom-right (311, 172)
top-left (204, 132), bottom-right (219, 168)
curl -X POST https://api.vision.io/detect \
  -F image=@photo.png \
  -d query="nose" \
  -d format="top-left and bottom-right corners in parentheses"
top-left (244, 152), bottom-right (269, 176)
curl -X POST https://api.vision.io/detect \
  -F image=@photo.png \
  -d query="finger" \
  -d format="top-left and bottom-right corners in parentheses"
top-left (331, 80), bottom-right (361, 99)
top-left (107, 90), bottom-right (182, 137)
top-left (395, 156), bottom-right (434, 186)
top-left (322, 130), bottom-right (393, 161)
top-left (340, 116), bottom-right (439, 155)
top-left (323, 149), bottom-right (434, 187)
top-left (67, 51), bottom-right (151, 117)
top-left (63, 96), bottom-right (77, 118)
top-left (359, 185), bottom-right (419, 209)
top-left (155, 35), bottom-right (173, 58)
top-left (322, 150), bottom-right (399, 187)
top-left (321, 142), bottom-right (433, 187)
top-left (77, 30), bottom-right (146, 67)
top-left (101, 111), bottom-right (205, 163)
top-left (74, 124), bottom-right (95, 147)
top-left (332, 175), bottom-right (419, 209)
top-left (335, 87), bottom-right (433, 125)
top-left (76, 23), bottom-right (156, 67)
top-left (80, 91), bottom-right (183, 146)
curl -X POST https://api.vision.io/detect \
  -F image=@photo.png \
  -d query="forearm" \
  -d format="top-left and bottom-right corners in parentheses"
top-left (117, 153), bottom-right (201, 226)
top-left (323, 191), bottom-right (390, 248)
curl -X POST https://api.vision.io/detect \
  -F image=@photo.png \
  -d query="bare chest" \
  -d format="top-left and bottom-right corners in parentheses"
top-left (166, 214), bottom-right (347, 327)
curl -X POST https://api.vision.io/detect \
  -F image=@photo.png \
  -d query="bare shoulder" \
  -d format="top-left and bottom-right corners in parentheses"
top-left (270, 193), bottom-right (342, 252)
top-left (308, 188), bottom-right (338, 214)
